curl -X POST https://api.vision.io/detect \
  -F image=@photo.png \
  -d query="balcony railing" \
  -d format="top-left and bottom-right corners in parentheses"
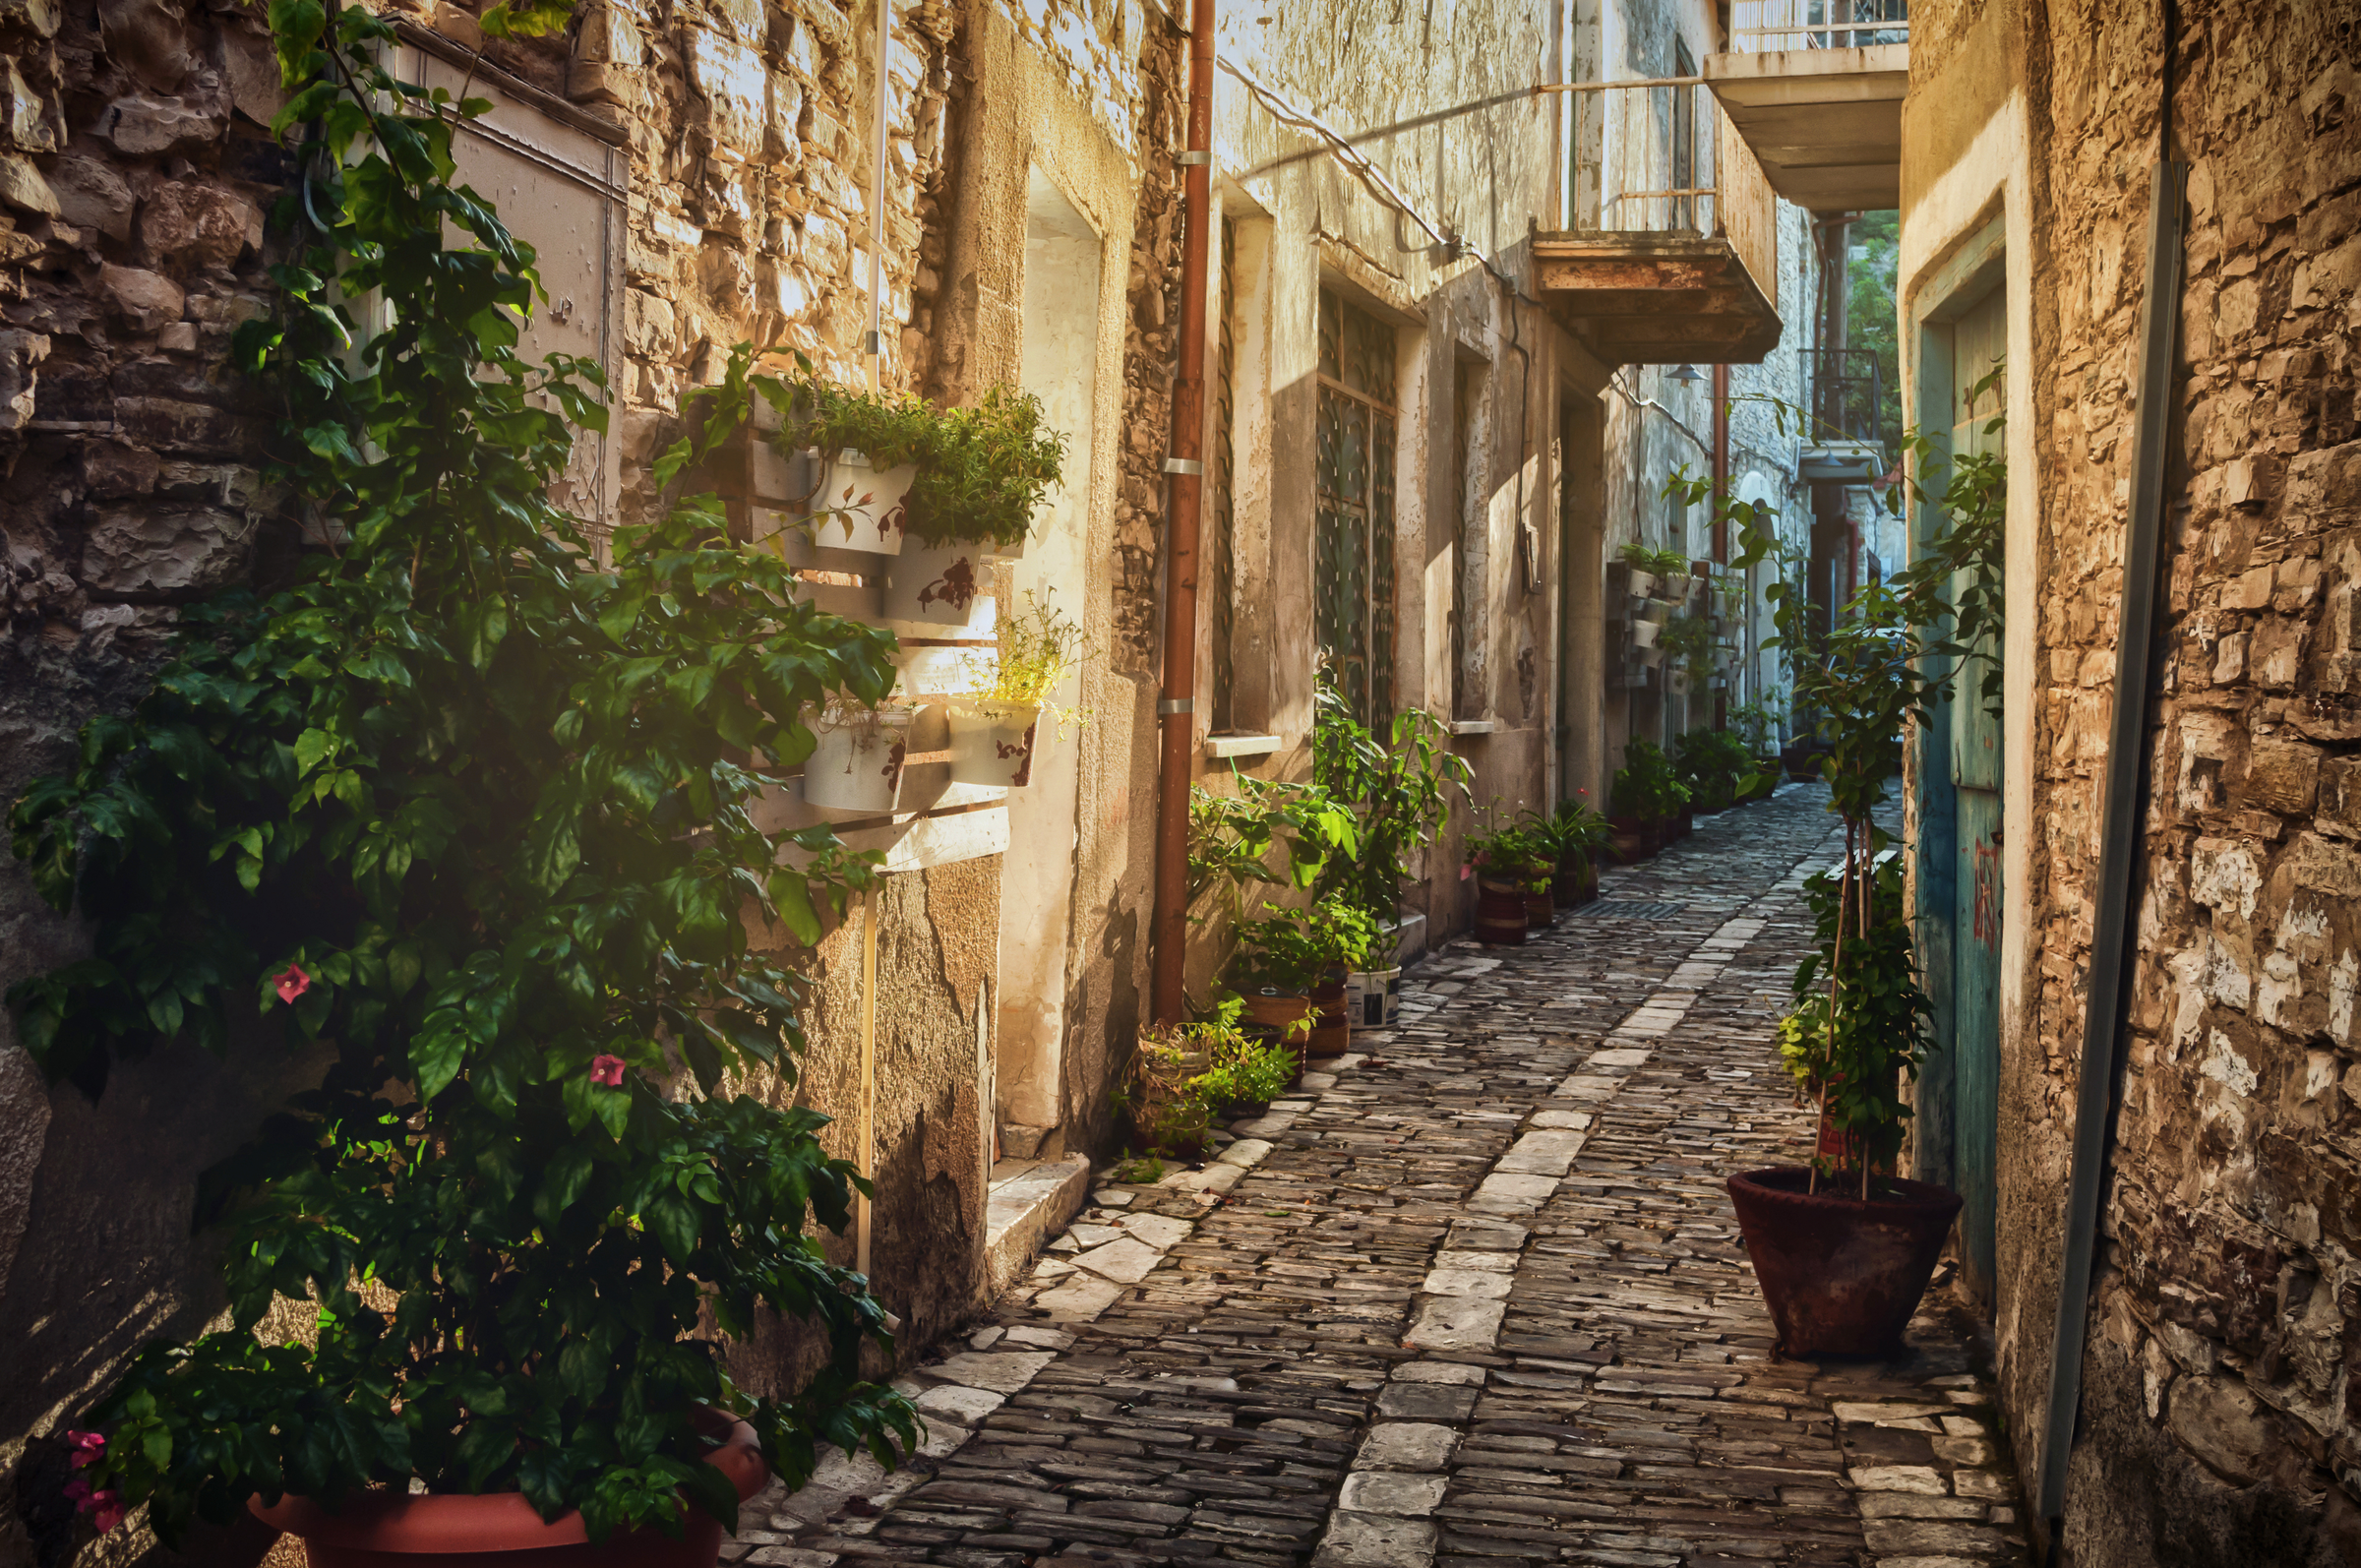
top-left (1731, 0), bottom-right (1908, 51)
top-left (1804, 346), bottom-right (1886, 447)
top-left (1561, 79), bottom-right (1723, 237)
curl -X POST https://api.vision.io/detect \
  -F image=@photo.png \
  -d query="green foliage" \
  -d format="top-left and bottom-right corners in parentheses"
top-left (1186, 771), bottom-right (1359, 912)
top-left (1229, 897), bottom-right (1374, 994)
top-left (1846, 211), bottom-right (1904, 455)
top-left (1786, 860), bottom-right (1932, 1179)
top-left (1670, 727), bottom-right (1757, 813)
top-left (1126, 998), bottom-right (1299, 1152)
top-left (12, 6), bottom-right (917, 1545)
top-left (1659, 611), bottom-right (1714, 683)
top-left (1309, 668), bottom-right (1472, 921)
top-left (770, 376), bottom-right (1066, 549)
top-left (1617, 542), bottom-right (1691, 579)
top-left (1609, 741), bottom-right (1690, 820)
top-left (1728, 700), bottom-right (1781, 756)
top-left (1521, 798), bottom-right (1610, 876)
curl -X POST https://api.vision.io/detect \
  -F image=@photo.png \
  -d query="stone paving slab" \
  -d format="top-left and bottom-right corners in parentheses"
top-left (722, 787), bottom-right (2033, 1568)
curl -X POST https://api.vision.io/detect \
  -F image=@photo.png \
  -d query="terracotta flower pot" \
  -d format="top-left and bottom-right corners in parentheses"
top-left (1475, 874), bottom-right (1527, 946)
top-left (1725, 1168), bottom-right (1964, 1358)
top-left (1305, 976), bottom-right (1351, 1057)
top-left (252, 1418), bottom-right (768, 1568)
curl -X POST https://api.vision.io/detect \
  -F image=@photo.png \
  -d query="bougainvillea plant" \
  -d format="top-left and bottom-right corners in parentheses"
top-left (6, 0), bottom-right (917, 1546)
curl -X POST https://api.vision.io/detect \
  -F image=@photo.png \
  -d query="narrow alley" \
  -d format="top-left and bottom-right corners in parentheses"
top-left (732, 787), bottom-right (2026, 1568)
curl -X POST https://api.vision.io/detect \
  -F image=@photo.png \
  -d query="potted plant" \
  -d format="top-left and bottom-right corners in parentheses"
top-left (1307, 670), bottom-right (1473, 967)
top-left (1666, 420), bottom-right (2003, 1358)
top-left (1122, 1024), bottom-right (1218, 1158)
top-left (1227, 897), bottom-right (1370, 1058)
top-left (1671, 726), bottom-right (1755, 815)
top-left (948, 589), bottom-right (1086, 788)
top-left (1527, 796), bottom-right (1608, 909)
top-left (1608, 741), bottom-right (1685, 860)
top-left (1184, 999), bottom-right (1302, 1116)
top-left (804, 701), bottom-right (917, 814)
top-left (8, 13), bottom-right (918, 1564)
top-left (1464, 815), bottom-right (1543, 946)
top-left (765, 377), bottom-right (1066, 576)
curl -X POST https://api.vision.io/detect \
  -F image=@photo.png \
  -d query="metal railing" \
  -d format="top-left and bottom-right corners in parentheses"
top-left (1802, 346), bottom-right (1886, 447)
top-left (1560, 79), bottom-right (1722, 237)
top-left (1730, 0), bottom-right (1908, 51)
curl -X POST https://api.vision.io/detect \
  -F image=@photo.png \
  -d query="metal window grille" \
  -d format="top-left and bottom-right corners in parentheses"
top-left (1212, 217), bottom-right (1238, 731)
top-left (1315, 287), bottom-right (1398, 727)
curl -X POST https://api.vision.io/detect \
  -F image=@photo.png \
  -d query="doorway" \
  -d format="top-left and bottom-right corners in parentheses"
top-left (1912, 256), bottom-right (2006, 1305)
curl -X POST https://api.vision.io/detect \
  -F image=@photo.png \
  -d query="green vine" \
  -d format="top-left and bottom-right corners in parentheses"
top-left (11, 3), bottom-right (916, 1546)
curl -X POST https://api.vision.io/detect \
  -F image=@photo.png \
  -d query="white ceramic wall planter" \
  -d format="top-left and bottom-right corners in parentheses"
top-left (946, 702), bottom-right (1043, 788)
top-left (1626, 570), bottom-right (1660, 599)
top-left (803, 707), bottom-right (915, 814)
top-left (808, 451), bottom-right (916, 555)
top-left (883, 539), bottom-right (994, 628)
top-left (1631, 619), bottom-right (1662, 648)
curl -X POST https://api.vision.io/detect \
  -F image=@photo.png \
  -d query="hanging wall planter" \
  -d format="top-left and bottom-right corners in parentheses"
top-left (883, 539), bottom-right (993, 628)
top-left (809, 451), bottom-right (916, 555)
top-left (804, 706), bottom-right (915, 814)
top-left (1631, 619), bottom-right (1663, 648)
top-left (946, 701), bottom-right (1042, 788)
top-left (1625, 569), bottom-right (1660, 600)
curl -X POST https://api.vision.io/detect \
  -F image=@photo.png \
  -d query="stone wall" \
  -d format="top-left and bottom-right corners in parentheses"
top-left (1907, 0), bottom-right (2361, 1560)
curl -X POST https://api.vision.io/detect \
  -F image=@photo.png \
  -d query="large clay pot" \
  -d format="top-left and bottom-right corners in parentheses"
top-left (1241, 990), bottom-right (1312, 1041)
top-left (253, 1418), bottom-right (768, 1568)
top-left (1725, 1168), bottom-right (1964, 1358)
top-left (1475, 875), bottom-right (1527, 946)
top-left (1550, 857), bottom-right (1597, 909)
top-left (1607, 815), bottom-right (1652, 864)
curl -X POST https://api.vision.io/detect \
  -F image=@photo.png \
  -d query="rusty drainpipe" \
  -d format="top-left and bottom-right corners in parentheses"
top-left (1150, 0), bottom-right (1218, 1027)
top-left (1710, 363), bottom-right (1730, 562)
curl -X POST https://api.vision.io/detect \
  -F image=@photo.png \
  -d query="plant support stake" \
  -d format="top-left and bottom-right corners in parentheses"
top-left (2035, 154), bottom-right (2186, 1554)
top-left (1150, 0), bottom-right (1217, 1025)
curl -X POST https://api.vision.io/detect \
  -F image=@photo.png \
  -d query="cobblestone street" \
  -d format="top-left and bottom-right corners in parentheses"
top-left (735, 787), bottom-right (2031, 1568)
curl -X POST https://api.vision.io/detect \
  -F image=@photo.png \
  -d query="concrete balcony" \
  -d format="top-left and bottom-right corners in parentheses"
top-left (1706, 3), bottom-right (1907, 211)
top-left (1538, 80), bottom-right (1785, 364)
top-left (1535, 233), bottom-right (1784, 364)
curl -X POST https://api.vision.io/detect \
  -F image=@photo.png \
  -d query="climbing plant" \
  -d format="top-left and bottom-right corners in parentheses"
top-left (9, 1), bottom-right (917, 1546)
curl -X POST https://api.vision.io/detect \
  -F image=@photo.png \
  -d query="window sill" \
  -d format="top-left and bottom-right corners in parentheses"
top-left (1203, 733), bottom-right (1284, 759)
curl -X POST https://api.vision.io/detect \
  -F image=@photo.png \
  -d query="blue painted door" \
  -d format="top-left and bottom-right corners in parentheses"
top-left (1948, 289), bottom-right (2006, 1299)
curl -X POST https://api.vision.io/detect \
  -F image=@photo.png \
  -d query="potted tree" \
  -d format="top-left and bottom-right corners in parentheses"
top-left (1528, 796), bottom-right (1608, 909)
top-left (1668, 405), bottom-right (2003, 1358)
top-left (1307, 672), bottom-right (1472, 980)
top-left (8, 14), bottom-right (921, 1561)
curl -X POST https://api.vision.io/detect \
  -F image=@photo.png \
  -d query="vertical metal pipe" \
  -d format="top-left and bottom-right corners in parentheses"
top-left (1149, 0), bottom-right (1218, 1026)
top-left (857, 887), bottom-right (878, 1278)
top-left (1711, 362), bottom-right (1730, 562)
top-left (866, 0), bottom-right (891, 393)
top-left (2034, 152), bottom-right (2187, 1557)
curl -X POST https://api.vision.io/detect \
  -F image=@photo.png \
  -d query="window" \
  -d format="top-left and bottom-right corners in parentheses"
top-left (1315, 287), bottom-right (1398, 725)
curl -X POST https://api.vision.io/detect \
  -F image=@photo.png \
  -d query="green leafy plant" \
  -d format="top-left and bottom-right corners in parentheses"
top-left (1310, 668), bottom-right (1472, 922)
top-left (1522, 797), bottom-right (1610, 879)
top-left (1660, 611), bottom-right (1715, 683)
top-left (1617, 542), bottom-right (1692, 579)
top-left (1670, 727), bottom-right (1757, 813)
top-left (1228, 896), bottom-right (1372, 995)
top-left (769, 378), bottom-right (1067, 549)
top-left (1665, 369), bottom-right (2007, 1201)
top-left (1729, 700), bottom-right (1782, 757)
top-left (1463, 810), bottom-right (1547, 888)
top-left (9, 7), bottom-right (920, 1547)
top-left (1185, 771), bottom-right (1359, 913)
top-left (1609, 741), bottom-right (1690, 821)
top-left (961, 587), bottom-right (1089, 737)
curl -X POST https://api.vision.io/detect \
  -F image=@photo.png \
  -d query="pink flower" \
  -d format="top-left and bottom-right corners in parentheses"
top-left (90, 1491), bottom-right (125, 1534)
top-left (66, 1430), bottom-right (103, 1468)
top-left (588, 1054), bottom-right (627, 1087)
top-left (63, 1478), bottom-right (91, 1504)
top-left (272, 964), bottom-right (312, 1004)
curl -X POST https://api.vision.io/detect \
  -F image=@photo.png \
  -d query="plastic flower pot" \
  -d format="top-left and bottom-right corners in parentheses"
top-left (1633, 644), bottom-right (1665, 668)
top-left (1631, 619), bottom-right (1663, 648)
top-left (1475, 874), bottom-right (1528, 946)
top-left (1725, 1168), bottom-right (1964, 1358)
top-left (946, 701), bottom-right (1043, 788)
top-left (803, 707), bottom-right (913, 814)
top-left (1345, 967), bottom-right (1402, 1028)
top-left (251, 1417), bottom-right (768, 1568)
top-left (809, 450), bottom-right (915, 555)
top-left (882, 539), bottom-right (993, 627)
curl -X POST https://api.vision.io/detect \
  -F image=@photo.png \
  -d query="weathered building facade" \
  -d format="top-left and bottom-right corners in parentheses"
top-left (1895, 0), bottom-right (2361, 1560)
top-left (0, 2), bottom-right (1843, 1563)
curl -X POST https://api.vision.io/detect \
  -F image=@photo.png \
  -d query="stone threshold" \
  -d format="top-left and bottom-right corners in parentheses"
top-left (980, 1153), bottom-right (1090, 1301)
